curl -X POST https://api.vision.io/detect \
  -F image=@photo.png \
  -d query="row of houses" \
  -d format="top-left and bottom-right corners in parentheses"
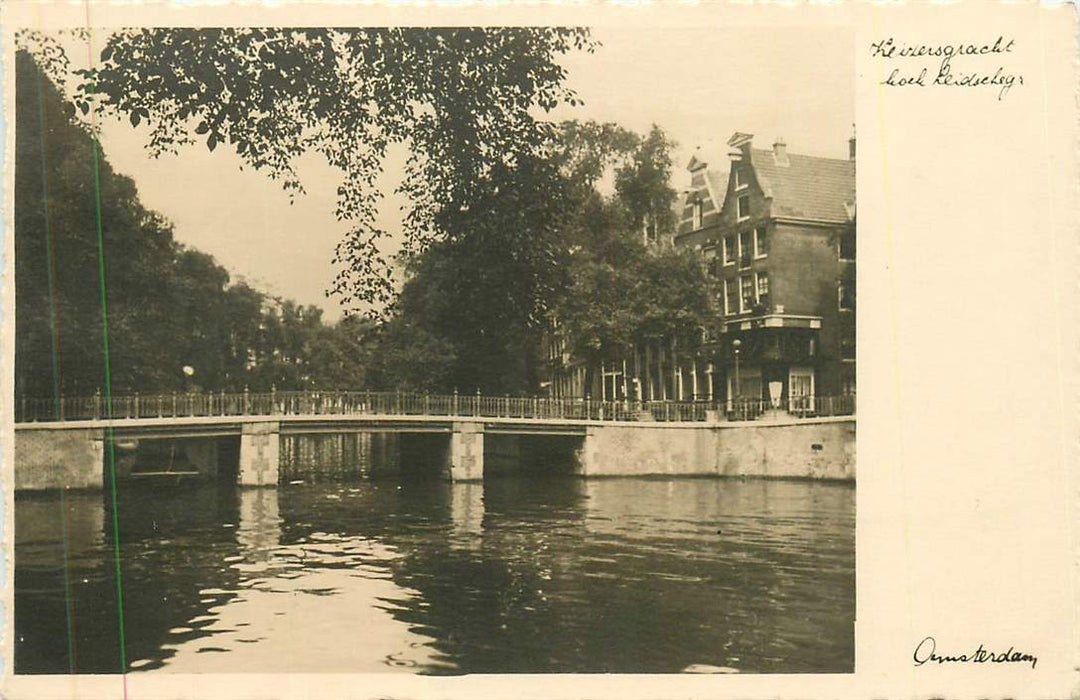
top-left (545, 130), bottom-right (856, 416)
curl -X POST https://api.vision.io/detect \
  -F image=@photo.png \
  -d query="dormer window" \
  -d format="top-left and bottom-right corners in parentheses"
top-left (737, 194), bottom-right (750, 221)
top-left (735, 168), bottom-right (747, 191)
top-left (692, 200), bottom-right (703, 230)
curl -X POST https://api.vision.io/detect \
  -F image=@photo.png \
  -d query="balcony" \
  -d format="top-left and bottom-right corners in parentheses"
top-left (722, 313), bottom-right (822, 333)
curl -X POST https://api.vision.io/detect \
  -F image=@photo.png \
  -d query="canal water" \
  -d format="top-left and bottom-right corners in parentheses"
top-left (15, 434), bottom-right (855, 675)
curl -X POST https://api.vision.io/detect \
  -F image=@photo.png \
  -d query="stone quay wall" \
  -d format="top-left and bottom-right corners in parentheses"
top-left (577, 417), bottom-right (855, 481)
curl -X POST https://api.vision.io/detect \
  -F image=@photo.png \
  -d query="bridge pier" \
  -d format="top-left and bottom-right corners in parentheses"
top-left (238, 421), bottom-right (280, 487)
top-left (448, 422), bottom-right (484, 482)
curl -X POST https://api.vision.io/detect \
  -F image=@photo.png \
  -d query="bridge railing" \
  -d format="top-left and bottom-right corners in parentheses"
top-left (14, 391), bottom-right (854, 424)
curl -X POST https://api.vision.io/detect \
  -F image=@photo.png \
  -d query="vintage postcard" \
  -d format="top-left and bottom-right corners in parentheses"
top-left (0, 1), bottom-right (1075, 699)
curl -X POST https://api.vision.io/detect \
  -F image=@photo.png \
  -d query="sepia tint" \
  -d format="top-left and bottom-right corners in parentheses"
top-left (9, 24), bottom-right (855, 677)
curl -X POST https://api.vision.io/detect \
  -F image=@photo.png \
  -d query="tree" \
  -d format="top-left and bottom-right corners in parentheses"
top-left (15, 49), bottom-right (186, 398)
top-left (551, 123), bottom-right (714, 393)
top-left (44, 27), bottom-right (597, 314)
top-left (306, 315), bottom-right (375, 390)
top-left (370, 120), bottom-right (715, 396)
top-left (15, 50), bottom-right (375, 401)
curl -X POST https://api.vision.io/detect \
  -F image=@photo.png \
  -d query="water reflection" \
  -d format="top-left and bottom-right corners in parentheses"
top-left (449, 483), bottom-right (484, 548)
top-left (153, 488), bottom-right (447, 673)
top-left (15, 435), bottom-right (854, 675)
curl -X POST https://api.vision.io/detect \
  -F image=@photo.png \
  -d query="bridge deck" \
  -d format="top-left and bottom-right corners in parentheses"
top-left (13, 413), bottom-right (606, 438)
top-left (13, 411), bottom-right (852, 441)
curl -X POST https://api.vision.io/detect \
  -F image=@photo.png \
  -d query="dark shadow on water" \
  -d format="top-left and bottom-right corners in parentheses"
top-left (15, 480), bottom-right (245, 674)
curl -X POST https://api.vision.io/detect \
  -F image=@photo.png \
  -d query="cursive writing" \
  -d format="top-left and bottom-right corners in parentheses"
top-left (871, 37), bottom-right (1015, 66)
top-left (871, 36), bottom-right (1023, 100)
top-left (913, 636), bottom-right (1038, 669)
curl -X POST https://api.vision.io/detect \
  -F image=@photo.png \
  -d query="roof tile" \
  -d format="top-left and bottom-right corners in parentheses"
top-left (750, 149), bottom-right (855, 223)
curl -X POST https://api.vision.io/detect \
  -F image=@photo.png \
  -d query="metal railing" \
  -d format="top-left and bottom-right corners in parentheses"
top-left (14, 390), bottom-right (855, 424)
top-left (724, 394), bottom-right (857, 422)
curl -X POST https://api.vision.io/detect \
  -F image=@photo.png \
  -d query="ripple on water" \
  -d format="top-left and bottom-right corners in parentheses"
top-left (14, 476), bottom-right (853, 675)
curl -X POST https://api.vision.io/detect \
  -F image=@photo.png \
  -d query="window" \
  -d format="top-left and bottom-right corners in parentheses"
top-left (723, 235), bottom-right (736, 265)
top-left (839, 228), bottom-right (856, 261)
top-left (724, 278), bottom-right (737, 315)
top-left (841, 374), bottom-right (856, 396)
top-left (740, 275), bottom-right (755, 313)
top-left (727, 367), bottom-right (762, 408)
top-left (692, 200), bottom-right (703, 229)
top-left (756, 272), bottom-right (769, 305)
top-left (788, 368), bottom-right (816, 413)
top-left (735, 168), bottom-right (747, 190)
top-left (739, 230), bottom-right (752, 268)
top-left (754, 227), bottom-right (768, 258)
top-left (737, 194), bottom-right (750, 220)
top-left (839, 279), bottom-right (855, 311)
top-left (702, 246), bottom-right (718, 277)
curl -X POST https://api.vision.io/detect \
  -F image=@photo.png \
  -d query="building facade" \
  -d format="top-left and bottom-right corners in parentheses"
top-left (676, 132), bottom-right (856, 414)
top-left (545, 130), bottom-right (855, 418)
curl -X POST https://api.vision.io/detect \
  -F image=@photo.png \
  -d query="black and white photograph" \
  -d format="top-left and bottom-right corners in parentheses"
top-left (10, 22), bottom-right (855, 677)
top-left (2, 3), bottom-right (1077, 700)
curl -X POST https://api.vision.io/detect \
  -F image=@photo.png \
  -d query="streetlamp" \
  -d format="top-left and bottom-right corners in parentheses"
top-left (732, 339), bottom-right (742, 417)
top-left (181, 365), bottom-right (196, 416)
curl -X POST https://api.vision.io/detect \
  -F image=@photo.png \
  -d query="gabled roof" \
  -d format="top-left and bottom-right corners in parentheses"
top-left (749, 149), bottom-right (855, 223)
top-left (727, 132), bottom-right (754, 148)
top-left (675, 165), bottom-right (729, 237)
top-left (674, 145), bottom-right (730, 237)
top-left (687, 153), bottom-right (709, 172)
top-left (705, 170), bottom-right (729, 209)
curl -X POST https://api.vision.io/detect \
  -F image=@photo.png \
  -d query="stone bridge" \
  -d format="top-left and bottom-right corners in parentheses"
top-left (13, 391), bottom-right (856, 489)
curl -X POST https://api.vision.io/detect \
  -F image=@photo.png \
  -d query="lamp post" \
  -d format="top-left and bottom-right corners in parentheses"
top-left (181, 365), bottom-right (196, 416)
top-left (732, 339), bottom-right (742, 417)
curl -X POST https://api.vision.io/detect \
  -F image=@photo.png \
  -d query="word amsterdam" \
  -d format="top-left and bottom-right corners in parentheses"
top-left (913, 636), bottom-right (1038, 669)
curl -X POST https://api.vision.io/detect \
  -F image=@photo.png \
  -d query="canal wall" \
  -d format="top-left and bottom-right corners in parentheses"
top-left (577, 417), bottom-right (855, 481)
top-left (14, 427), bottom-right (104, 490)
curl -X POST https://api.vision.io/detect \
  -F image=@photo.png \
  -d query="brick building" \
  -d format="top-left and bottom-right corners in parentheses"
top-left (676, 131), bottom-right (856, 412)
top-left (544, 130), bottom-right (855, 418)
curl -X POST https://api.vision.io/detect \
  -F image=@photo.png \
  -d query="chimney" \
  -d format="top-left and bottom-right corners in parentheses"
top-left (772, 138), bottom-right (789, 167)
top-left (849, 124), bottom-right (856, 161)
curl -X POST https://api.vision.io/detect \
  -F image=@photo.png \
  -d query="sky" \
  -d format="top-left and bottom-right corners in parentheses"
top-left (84, 26), bottom-right (853, 322)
